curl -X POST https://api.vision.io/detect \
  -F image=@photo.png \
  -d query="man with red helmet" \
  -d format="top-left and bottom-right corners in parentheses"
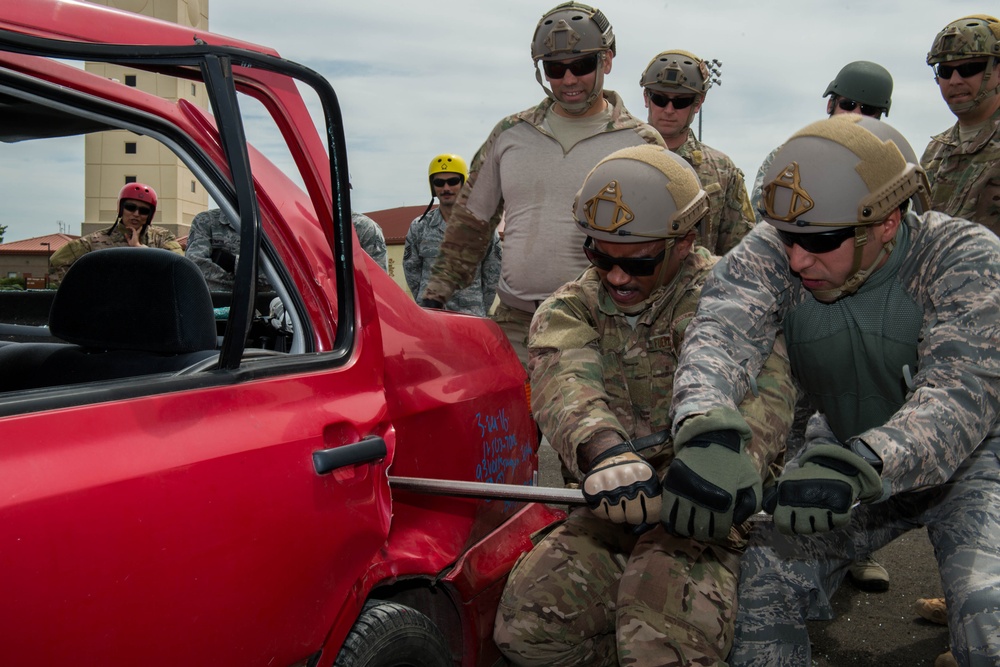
top-left (49, 182), bottom-right (182, 284)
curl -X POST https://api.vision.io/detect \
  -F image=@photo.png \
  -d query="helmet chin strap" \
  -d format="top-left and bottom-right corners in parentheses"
top-left (946, 56), bottom-right (1000, 114)
top-left (810, 226), bottom-right (895, 303)
top-left (534, 58), bottom-right (606, 116)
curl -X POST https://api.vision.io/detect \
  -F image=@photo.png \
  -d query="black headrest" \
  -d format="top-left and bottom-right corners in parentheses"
top-left (50, 248), bottom-right (217, 353)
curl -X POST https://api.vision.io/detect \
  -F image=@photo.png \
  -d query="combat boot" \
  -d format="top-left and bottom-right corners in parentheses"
top-left (934, 650), bottom-right (957, 667)
top-left (847, 554), bottom-right (890, 592)
top-left (915, 597), bottom-right (948, 625)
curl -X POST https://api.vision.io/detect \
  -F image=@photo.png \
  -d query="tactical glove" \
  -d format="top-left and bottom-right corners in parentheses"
top-left (210, 246), bottom-right (237, 274)
top-left (762, 443), bottom-right (883, 536)
top-left (419, 298), bottom-right (444, 310)
top-left (660, 429), bottom-right (761, 542)
top-left (582, 445), bottom-right (661, 528)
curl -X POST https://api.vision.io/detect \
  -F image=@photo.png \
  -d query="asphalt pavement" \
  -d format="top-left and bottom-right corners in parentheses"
top-left (536, 441), bottom-right (951, 666)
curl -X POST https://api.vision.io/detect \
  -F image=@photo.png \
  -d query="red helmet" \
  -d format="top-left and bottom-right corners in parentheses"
top-left (118, 182), bottom-right (158, 224)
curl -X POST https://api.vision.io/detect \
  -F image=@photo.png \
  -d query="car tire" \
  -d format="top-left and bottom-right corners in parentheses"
top-left (333, 600), bottom-right (452, 667)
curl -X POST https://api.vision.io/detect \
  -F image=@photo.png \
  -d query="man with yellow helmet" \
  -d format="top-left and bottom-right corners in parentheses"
top-left (493, 145), bottom-right (794, 666)
top-left (404, 154), bottom-right (500, 316)
top-left (668, 115), bottom-right (1000, 666)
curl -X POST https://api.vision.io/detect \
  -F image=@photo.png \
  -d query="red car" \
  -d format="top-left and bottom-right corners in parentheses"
top-left (0, 2), bottom-right (561, 665)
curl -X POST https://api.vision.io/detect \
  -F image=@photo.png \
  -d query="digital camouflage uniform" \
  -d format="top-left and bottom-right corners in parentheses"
top-left (49, 224), bottom-right (182, 284)
top-left (669, 215), bottom-right (1000, 666)
top-left (403, 208), bottom-right (501, 316)
top-left (921, 106), bottom-right (1000, 238)
top-left (351, 211), bottom-right (388, 271)
top-left (494, 248), bottom-right (796, 667)
top-left (673, 133), bottom-right (754, 256)
top-left (185, 208), bottom-right (272, 292)
top-left (421, 91), bottom-right (663, 364)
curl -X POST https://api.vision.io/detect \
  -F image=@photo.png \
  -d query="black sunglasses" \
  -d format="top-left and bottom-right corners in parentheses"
top-left (647, 92), bottom-right (697, 110)
top-left (122, 202), bottom-right (152, 216)
top-left (836, 98), bottom-right (883, 117)
top-left (935, 60), bottom-right (989, 80)
top-left (583, 237), bottom-right (666, 277)
top-left (776, 227), bottom-right (857, 254)
top-left (432, 176), bottom-right (462, 188)
top-left (542, 54), bottom-right (600, 79)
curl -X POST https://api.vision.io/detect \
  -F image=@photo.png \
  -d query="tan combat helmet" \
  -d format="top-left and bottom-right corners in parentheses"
top-left (927, 15), bottom-right (1000, 113)
top-left (760, 115), bottom-right (930, 300)
top-left (531, 2), bottom-right (615, 115)
top-left (575, 144), bottom-right (708, 243)
top-left (640, 50), bottom-right (711, 96)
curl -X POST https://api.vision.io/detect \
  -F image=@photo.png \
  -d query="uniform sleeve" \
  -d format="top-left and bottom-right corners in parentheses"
top-left (480, 229), bottom-right (503, 311)
top-left (529, 291), bottom-right (630, 479)
top-left (48, 237), bottom-right (92, 285)
top-left (736, 333), bottom-right (797, 482)
top-left (671, 225), bottom-right (792, 436)
top-left (423, 123), bottom-right (506, 303)
top-left (402, 217), bottom-right (423, 297)
top-left (861, 227), bottom-right (1000, 493)
top-left (714, 165), bottom-right (755, 255)
top-left (352, 213), bottom-right (388, 271)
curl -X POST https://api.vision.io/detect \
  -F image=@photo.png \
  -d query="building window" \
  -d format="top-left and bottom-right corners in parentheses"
top-left (125, 75), bottom-right (137, 87)
top-left (125, 142), bottom-right (137, 154)
top-left (125, 176), bottom-right (137, 184)
top-left (190, 180), bottom-right (197, 193)
top-left (191, 83), bottom-right (197, 96)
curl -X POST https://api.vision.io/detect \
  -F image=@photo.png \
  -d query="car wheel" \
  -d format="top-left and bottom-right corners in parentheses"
top-left (333, 600), bottom-right (452, 667)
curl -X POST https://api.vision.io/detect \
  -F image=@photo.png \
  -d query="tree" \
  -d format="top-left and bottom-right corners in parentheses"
top-left (0, 223), bottom-right (7, 244)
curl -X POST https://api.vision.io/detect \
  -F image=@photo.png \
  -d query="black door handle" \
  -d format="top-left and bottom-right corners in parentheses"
top-left (312, 436), bottom-right (387, 475)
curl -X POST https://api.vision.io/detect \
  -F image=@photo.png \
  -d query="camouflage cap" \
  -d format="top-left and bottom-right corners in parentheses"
top-left (575, 144), bottom-right (709, 242)
top-left (927, 14), bottom-right (1000, 64)
top-left (531, 2), bottom-right (615, 61)
top-left (760, 116), bottom-right (929, 233)
top-left (639, 50), bottom-right (711, 96)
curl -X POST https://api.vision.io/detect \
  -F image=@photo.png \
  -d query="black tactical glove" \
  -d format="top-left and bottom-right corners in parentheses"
top-left (762, 442), bottom-right (883, 535)
top-left (419, 298), bottom-right (445, 309)
top-left (660, 429), bottom-right (761, 542)
top-left (210, 246), bottom-right (237, 274)
top-left (582, 443), bottom-right (661, 529)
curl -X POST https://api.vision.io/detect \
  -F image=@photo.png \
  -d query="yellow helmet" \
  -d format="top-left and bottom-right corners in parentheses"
top-left (427, 154), bottom-right (468, 195)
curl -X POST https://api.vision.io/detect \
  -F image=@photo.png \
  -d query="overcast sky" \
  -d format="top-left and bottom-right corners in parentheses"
top-left (0, 0), bottom-right (990, 242)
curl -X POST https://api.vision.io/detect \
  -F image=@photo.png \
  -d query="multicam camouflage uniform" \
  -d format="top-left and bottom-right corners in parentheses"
top-left (351, 211), bottom-right (388, 271)
top-left (421, 91), bottom-right (663, 363)
top-left (921, 107), bottom-right (1000, 237)
top-left (670, 214), bottom-right (1000, 666)
top-left (49, 224), bottom-right (182, 284)
top-left (673, 133), bottom-right (754, 255)
top-left (403, 208), bottom-right (501, 316)
top-left (494, 248), bottom-right (796, 667)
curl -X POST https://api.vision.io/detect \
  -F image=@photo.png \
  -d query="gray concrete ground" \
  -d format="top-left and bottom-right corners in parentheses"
top-left (536, 441), bottom-right (951, 666)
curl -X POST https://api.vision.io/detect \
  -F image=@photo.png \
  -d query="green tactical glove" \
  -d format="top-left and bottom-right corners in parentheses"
top-left (660, 429), bottom-right (762, 542)
top-left (762, 443), bottom-right (883, 536)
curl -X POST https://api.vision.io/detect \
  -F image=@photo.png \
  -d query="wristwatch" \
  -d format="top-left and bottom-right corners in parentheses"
top-left (847, 437), bottom-right (884, 475)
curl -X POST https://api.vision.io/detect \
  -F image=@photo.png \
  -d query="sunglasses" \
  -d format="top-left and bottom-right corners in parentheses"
top-left (776, 227), bottom-right (857, 254)
top-left (122, 202), bottom-right (152, 216)
top-left (647, 92), bottom-right (697, 110)
top-left (432, 176), bottom-right (462, 188)
top-left (934, 60), bottom-right (989, 80)
top-left (836, 98), bottom-right (883, 117)
top-left (583, 237), bottom-right (666, 277)
top-left (542, 53), bottom-right (600, 79)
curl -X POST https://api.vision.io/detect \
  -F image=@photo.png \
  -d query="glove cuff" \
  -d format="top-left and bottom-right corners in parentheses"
top-left (800, 443), bottom-right (884, 503)
top-left (674, 407), bottom-right (753, 451)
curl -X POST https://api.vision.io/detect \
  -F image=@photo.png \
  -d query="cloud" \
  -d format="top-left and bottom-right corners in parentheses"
top-left (0, 0), bottom-right (987, 241)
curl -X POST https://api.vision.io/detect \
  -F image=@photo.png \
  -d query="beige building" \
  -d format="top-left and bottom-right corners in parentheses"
top-left (82, 0), bottom-right (210, 239)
